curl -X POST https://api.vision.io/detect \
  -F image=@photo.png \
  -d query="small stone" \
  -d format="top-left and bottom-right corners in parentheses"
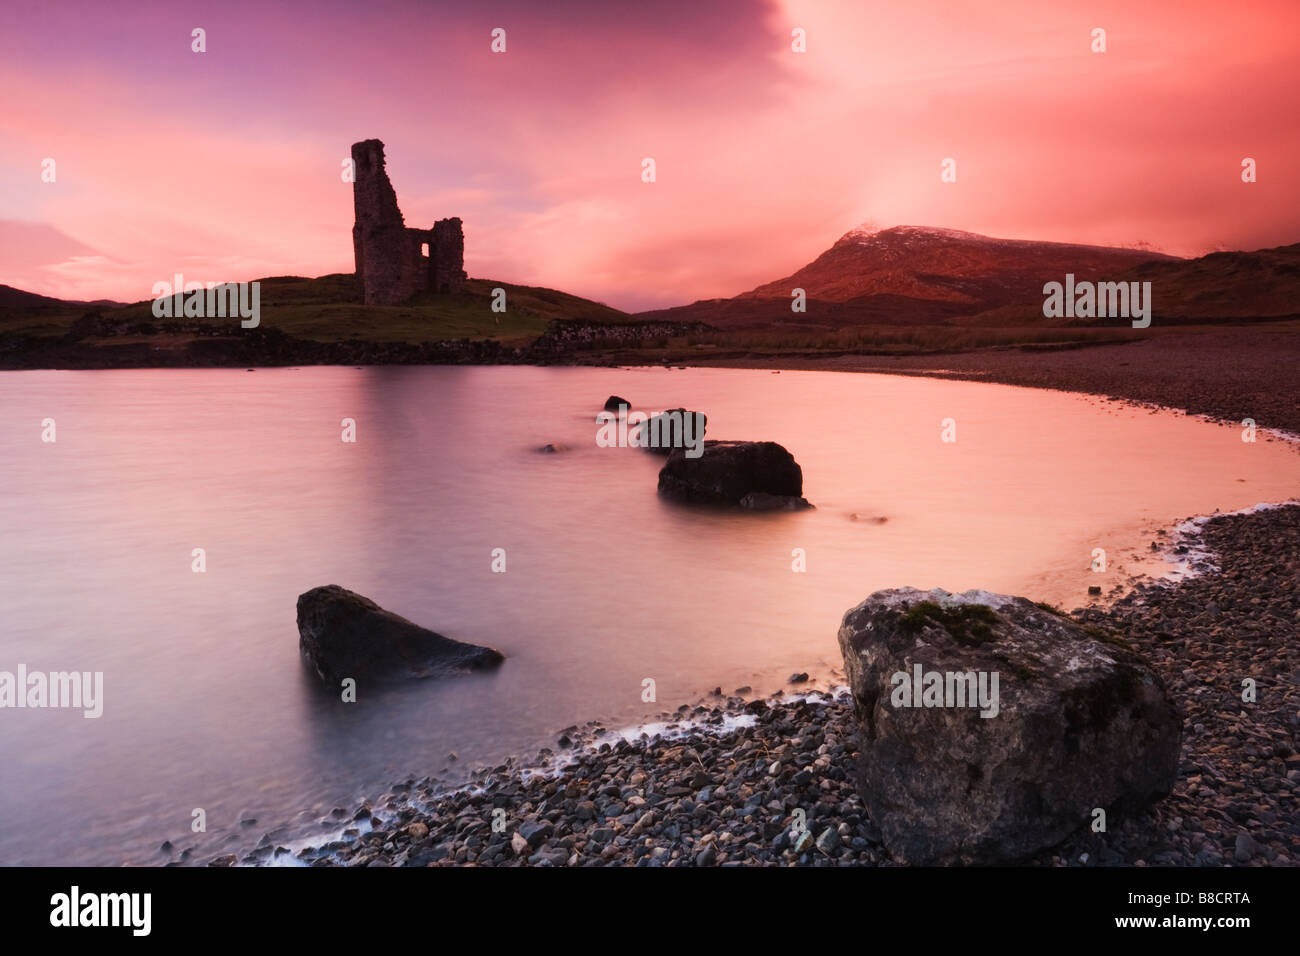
top-left (1234, 832), bottom-right (1257, 863)
top-left (406, 822), bottom-right (429, 840)
top-left (511, 832), bottom-right (529, 856)
top-left (815, 828), bottom-right (841, 854)
top-left (519, 821), bottom-right (554, 848)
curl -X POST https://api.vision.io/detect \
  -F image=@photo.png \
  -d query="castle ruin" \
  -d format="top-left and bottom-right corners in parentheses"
top-left (351, 139), bottom-right (467, 305)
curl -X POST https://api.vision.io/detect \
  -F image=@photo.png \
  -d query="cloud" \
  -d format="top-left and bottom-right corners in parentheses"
top-left (0, 0), bottom-right (1296, 309)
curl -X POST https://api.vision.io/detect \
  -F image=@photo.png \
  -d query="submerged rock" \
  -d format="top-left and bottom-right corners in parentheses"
top-left (657, 440), bottom-right (811, 509)
top-left (836, 587), bottom-right (1180, 865)
top-left (297, 585), bottom-right (504, 685)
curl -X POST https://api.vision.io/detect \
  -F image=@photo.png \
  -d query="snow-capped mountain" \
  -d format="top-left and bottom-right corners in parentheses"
top-left (740, 224), bottom-right (1176, 307)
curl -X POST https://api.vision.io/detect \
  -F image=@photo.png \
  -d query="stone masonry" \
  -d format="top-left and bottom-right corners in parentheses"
top-left (351, 139), bottom-right (467, 305)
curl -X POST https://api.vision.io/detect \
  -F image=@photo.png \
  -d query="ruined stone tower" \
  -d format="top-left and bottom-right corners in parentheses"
top-left (351, 139), bottom-right (467, 305)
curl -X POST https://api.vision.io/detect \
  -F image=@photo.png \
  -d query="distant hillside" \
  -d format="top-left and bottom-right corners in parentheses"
top-left (639, 225), bottom-right (1300, 329)
top-left (961, 242), bottom-right (1300, 326)
top-left (0, 284), bottom-right (125, 310)
top-left (639, 225), bottom-right (1179, 328)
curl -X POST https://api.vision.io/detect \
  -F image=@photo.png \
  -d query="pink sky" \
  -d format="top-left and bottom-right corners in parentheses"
top-left (1, 0), bottom-right (1297, 311)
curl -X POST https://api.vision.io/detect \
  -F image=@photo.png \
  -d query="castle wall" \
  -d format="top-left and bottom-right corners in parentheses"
top-left (430, 218), bottom-right (467, 293)
top-left (351, 139), bottom-right (466, 305)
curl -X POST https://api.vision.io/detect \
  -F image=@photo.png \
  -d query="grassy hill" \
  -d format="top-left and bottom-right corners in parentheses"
top-left (0, 273), bottom-right (631, 346)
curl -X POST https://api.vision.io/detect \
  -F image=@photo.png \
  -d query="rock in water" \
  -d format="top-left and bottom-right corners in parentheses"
top-left (836, 587), bottom-right (1180, 865)
top-left (739, 492), bottom-right (811, 512)
top-left (637, 408), bottom-right (707, 455)
top-left (657, 440), bottom-right (811, 509)
top-left (297, 585), bottom-right (504, 684)
top-left (603, 395), bottom-right (631, 412)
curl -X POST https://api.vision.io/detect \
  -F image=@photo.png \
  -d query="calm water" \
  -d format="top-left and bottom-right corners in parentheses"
top-left (1, 365), bottom-right (1297, 866)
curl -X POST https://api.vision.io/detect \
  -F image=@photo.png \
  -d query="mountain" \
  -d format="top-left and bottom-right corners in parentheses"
top-left (638, 225), bottom-right (1181, 328)
top-left (745, 225), bottom-right (1176, 305)
top-left (0, 284), bottom-right (126, 309)
top-left (640, 225), bottom-right (1300, 329)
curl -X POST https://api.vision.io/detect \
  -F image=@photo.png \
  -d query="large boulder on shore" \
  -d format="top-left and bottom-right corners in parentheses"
top-left (657, 440), bottom-right (811, 509)
top-left (836, 587), bottom-right (1180, 865)
top-left (297, 585), bottom-right (504, 684)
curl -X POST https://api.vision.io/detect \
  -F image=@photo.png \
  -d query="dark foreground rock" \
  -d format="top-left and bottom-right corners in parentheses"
top-left (657, 440), bottom-right (811, 509)
top-left (603, 395), bottom-right (631, 412)
top-left (836, 587), bottom-right (1181, 864)
top-left (297, 585), bottom-right (504, 684)
top-left (638, 408), bottom-right (707, 455)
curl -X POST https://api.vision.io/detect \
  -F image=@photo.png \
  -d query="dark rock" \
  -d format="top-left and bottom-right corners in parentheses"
top-left (1088, 586), bottom-right (1103, 595)
top-left (638, 408), bottom-right (707, 455)
top-left (405, 844), bottom-right (450, 866)
top-left (603, 395), bottom-right (631, 412)
top-left (788, 672), bottom-right (810, 684)
top-left (519, 821), bottom-right (554, 849)
top-left (297, 585), bottom-right (504, 684)
top-left (815, 827), bottom-right (841, 854)
top-left (657, 440), bottom-right (809, 508)
top-left (836, 587), bottom-right (1181, 865)
top-left (1234, 832), bottom-right (1257, 863)
top-left (740, 491), bottom-right (813, 511)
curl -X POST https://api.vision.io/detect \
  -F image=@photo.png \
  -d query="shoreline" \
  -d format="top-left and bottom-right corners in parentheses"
top-left (685, 323), bottom-right (1300, 437)
top-left (8, 322), bottom-right (1297, 439)
top-left (206, 499), bottom-right (1300, 867)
